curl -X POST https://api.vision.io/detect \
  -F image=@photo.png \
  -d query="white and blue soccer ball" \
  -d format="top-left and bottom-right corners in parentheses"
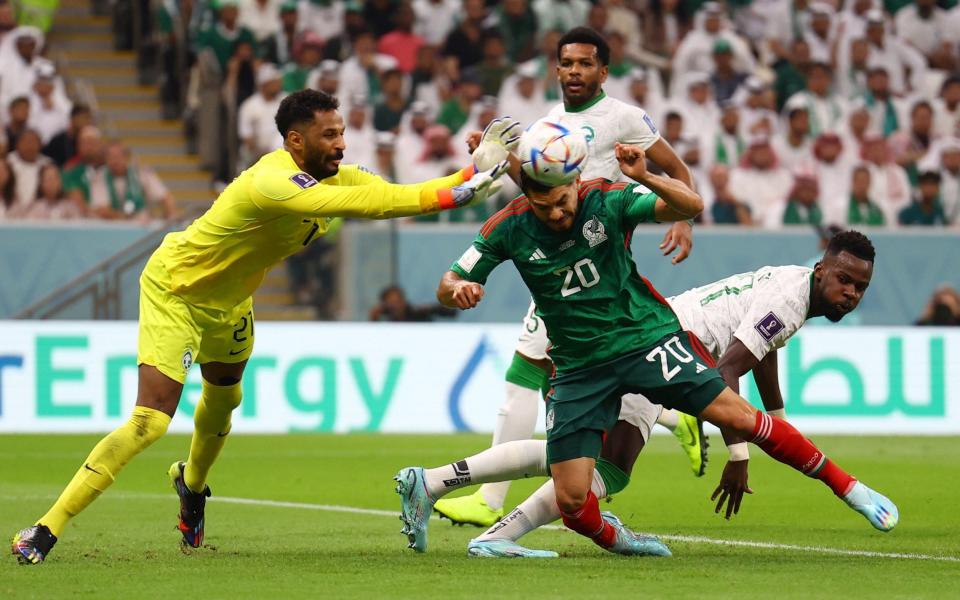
top-left (517, 120), bottom-right (588, 186)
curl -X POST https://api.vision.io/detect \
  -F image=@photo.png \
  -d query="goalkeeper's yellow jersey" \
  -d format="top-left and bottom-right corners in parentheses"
top-left (149, 148), bottom-right (470, 310)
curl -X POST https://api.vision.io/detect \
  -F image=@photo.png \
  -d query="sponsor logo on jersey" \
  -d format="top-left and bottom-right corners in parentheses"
top-left (582, 216), bottom-right (608, 247)
top-left (529, 248), bottom-right (546, 261)
top-left (696, 362), bottom-right (708, 373)
top-left (754, 312), bottom-right (785, 341)
top-left (181, 348), bottom-right (194, 371)
top-left (290, 172), bottom-right (318, 189)
top-left (457, 245), bottom-right (482, 273)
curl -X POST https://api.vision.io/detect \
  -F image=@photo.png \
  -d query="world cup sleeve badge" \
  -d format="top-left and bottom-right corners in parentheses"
top-left (290, 172), bottom-right (318, 189)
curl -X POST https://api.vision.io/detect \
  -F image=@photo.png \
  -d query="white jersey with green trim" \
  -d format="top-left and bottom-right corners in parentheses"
top-left (668, 265), bottom-right (813, 363)
top-left (544, 91), bottom-right (661, 182)
top-left (517, 265), bottom-right (814, 367)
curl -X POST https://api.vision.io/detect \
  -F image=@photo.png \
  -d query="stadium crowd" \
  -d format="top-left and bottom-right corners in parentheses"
top-left (0, 17), bottom-right (176, 222)
top-left (4, 0), bottom-right (960, 228)
top-left (154, 0), bottom-right (960, 228)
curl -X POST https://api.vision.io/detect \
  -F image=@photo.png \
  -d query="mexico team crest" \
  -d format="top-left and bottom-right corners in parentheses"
top-left (582, 216), bottom-right (607, 247)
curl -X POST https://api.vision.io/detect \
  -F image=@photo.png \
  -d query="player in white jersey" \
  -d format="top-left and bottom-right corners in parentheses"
top-left (435, 27), bottom-right (708, 529)
top-left (414, 231), bottom-right (883, 558)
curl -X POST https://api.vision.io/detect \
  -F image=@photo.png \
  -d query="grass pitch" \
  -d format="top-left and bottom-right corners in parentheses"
top-left (1, 433), bottom-right (957, 599)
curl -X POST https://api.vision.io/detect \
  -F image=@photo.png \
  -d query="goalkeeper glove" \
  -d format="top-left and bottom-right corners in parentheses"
top-left (444, 160), bottom-right (509, 209)
top-left (473, 116), bottom-right (522, 170)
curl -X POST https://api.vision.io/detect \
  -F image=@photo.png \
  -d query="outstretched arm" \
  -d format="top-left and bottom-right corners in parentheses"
top-left (254, 162), bottom-right (506, 219)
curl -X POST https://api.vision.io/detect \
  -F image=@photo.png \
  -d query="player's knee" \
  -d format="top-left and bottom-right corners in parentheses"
top-left (555, 484), bottom-right (589, 513)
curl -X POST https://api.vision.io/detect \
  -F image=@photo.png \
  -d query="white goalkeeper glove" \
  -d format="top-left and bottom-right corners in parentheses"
top-left (448, 160), bottom-right (509, 208)
top-left (472, 116), bottom-right (522, 170)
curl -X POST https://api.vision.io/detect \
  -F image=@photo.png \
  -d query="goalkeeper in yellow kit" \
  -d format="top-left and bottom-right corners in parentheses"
top-left (11, 89), bottom-right (509, 565)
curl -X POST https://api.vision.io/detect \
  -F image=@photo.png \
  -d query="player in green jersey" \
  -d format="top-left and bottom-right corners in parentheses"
top-left (395, 143), bottom-right (898, 557)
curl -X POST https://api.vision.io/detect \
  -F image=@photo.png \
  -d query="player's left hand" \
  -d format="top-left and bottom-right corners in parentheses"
top-left (711, 459), bottom-right (753, 519)
top-left (449, 160), bottom-right (509, 207)
top-left (481, 116), bottom-right (522, 153)
top-left (471, 117), bottom-right (522, 171)
top-left (660, 220), bottom-right (693, 265)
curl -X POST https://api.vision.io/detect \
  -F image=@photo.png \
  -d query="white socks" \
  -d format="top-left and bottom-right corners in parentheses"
top-left (423, 439), bottom-right (548, 499)
top-left (475, 467), bottom-right (608, 543)
top-left (478, 382), bottom-right (541, 510)
top-left (656, 408), bottom-right (680, 431)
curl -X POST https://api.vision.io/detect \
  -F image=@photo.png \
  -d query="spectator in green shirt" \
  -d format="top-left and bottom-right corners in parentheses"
top-left (498, 0), bottom-right (538, 64)
top-left (773, 38), bottom-right (808, 112)
top-left (783, 172), bottom-right (823, 226)
top-left (281, 32), bottom-right (325, 93)
top-left (62, 125), bottom-right (104, 208)
top-left (899, 170), bottom-right (948, 226)
top-left (195, 0), bottom-right (256, 71)
top-left (476, 31), bottom-right (513, 97)
top-left (373, 69), bottom-right (409, 132)
top-left (436, 71), bottom-right (483, 136)
top-left (847, 165), bottom-right (885, 226)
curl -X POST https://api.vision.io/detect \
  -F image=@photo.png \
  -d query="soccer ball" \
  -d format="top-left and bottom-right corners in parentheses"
top-left (517, 120), bottom-right (588, 186)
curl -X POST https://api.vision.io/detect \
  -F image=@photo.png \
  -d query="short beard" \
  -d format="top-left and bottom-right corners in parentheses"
top-left (564, 80), bottom-right (600, 106)
top-left (302, 146), bottom-right (341, 181)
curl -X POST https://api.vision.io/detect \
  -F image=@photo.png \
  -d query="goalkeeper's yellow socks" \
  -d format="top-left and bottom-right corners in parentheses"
top-left (38, 406), bottom-right (171, 537)
top-left (183, 380), bottom-right (242, 494)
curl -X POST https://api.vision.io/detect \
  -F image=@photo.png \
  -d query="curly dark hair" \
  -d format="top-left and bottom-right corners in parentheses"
top-left (275, 89), bottom-right (340, 138)
top-left (557, 27), bottom-right (610, 66)
top-left (826, 230), bottom-right (876, 263)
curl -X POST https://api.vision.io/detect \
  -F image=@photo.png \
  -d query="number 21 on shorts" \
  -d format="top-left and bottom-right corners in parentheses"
top-left (645, 335), bottom-right (694, 381)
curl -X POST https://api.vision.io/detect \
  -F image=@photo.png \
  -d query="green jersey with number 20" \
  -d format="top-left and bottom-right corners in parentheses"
top-left (450, 179), bottom-right (680, 374)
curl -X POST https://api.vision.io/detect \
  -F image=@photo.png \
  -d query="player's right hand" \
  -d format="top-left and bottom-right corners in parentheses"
top-left (451, 281), bottom-right (485, 309)
top-left (711, 459), bottom-right (753, 519)
top-left (449, 160), bottom-right (509, 207)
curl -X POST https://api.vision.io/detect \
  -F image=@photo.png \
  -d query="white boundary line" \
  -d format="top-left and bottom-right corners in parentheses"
top-left (6, 492), bottom-right (957, 563)
top-left (200, 495), bottom-right (959, 563)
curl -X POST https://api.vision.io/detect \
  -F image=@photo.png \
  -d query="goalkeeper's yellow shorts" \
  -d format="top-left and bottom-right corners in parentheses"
top-left (137, 256), bottom-right (254, 384)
